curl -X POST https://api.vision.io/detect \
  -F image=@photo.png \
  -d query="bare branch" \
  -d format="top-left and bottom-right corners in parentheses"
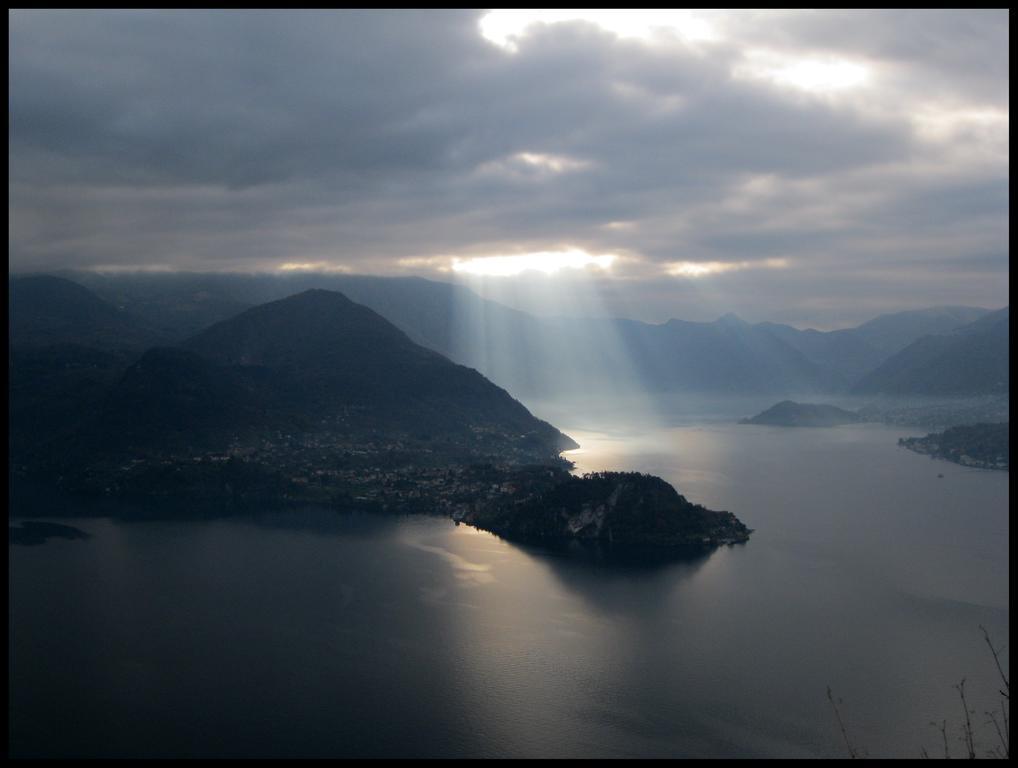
top-left (980, 625), bottom-right (1009, 701)
top-left (827, 686), bottom-right (859, 759)
top-left (955, 678), bottom-right (976, 759)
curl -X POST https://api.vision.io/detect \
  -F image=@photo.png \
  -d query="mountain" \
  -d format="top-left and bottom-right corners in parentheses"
top-left (8, 276), bottom-right (163, 461)
top-left (9, 275), bottom-right (165, 351)
top-left (80, 346), bottom-right (272, 455)
top-left (852, 308), bottom-right (1009, 396)
top-left (296, 275), bottom-right (537, 365)
top-left (66, 271), bottom-right (832, 396)
top-left (739, 400), bottom-right (864, 427)
top-left (65, 270), bottom-right (536, 358)
top-left (756, 323), bottom-right (887, 387)
top-left (32, 271), bottom-right (1004, 399)
top-left (616, 314), bottom-right (838, 394)
top-left (9, 344), bottom-right (130, 461)
top-left (850, 306), bottom-right (992, 357)
top-left (9, 284), bottom-right (752, 548)
top-left (181, 289), bottom-right (569, 444)
top-left (57, 270), bottom-right (277, 340)
top-left (758, 306), bottom-right (992, 388)
top-left (45, 289), bottom-right (575, 473)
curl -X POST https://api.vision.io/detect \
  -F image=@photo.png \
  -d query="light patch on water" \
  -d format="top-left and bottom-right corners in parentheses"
top-left (403, 536), bottom-right (497, 586)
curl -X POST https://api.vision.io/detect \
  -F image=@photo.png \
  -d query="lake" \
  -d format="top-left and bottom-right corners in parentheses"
top-left (9, 414), bottom-right (1009, 758)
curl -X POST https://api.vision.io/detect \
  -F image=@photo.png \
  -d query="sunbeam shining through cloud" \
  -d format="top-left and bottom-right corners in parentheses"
top-left (451, 249), bottom-right (618, 277)
top-left (8, 9), bottom-right (1009, 326)
top-left (665, 258), bottom-right (790, 278)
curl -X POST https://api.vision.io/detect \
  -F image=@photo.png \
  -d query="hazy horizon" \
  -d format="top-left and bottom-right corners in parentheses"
top-left (7, 267), bottom-right (1008, 332)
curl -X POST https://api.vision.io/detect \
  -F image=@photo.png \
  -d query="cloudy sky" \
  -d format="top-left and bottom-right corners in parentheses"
top-left (8, 9), bottom-right (1009, 327)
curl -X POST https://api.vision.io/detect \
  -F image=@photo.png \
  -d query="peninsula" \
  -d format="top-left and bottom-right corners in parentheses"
top-left (11, 288), bottom-right (751, 554)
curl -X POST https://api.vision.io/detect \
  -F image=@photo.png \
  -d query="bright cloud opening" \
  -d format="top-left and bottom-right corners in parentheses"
top-left (277, 261), bottom-right (351, 273)
top-left (514, 152), bottom-right (589, 173)
top-left (735, 50), bottom-right (871, 94)
top-left (665, 258), bottom-right (789, 278)
top-left (479, 9), bottom-right (720, 52)
top-left (451, 248), bottom-right (617, 277)
top-left (475, 151), bottom-right (591, 179)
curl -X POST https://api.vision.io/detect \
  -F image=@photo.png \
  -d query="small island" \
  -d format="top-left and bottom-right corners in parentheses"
top-left (740, 400), bottom-right (864, 427)
top-left (898, 422), bottom-right (1009, 470)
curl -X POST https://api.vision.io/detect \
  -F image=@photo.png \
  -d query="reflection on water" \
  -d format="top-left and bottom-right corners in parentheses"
top-left (9, 418), bottom-right (1009, 758)
top-left (403, 530), bottom-right (497, 586)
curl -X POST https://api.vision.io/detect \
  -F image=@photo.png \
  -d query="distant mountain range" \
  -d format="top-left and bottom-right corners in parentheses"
top-left (852, 307), bottom-right (1009, 396)
top-left (757, 306), bottom-right (992, 387)
top-left (8, 271), bottom-right (1001, 547)
top-left (9, 275), bottom-right (168, 350)
top-left (10, 272), bottom-right (1009, 399)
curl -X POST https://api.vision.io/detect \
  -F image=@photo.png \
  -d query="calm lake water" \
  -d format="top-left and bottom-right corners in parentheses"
top-left (9, 414), bottom-right (1009, 758)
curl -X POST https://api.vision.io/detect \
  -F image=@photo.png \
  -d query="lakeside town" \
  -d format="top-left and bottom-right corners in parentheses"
top-left (898, 422), bottom-right (1009, 471)
top-left (13, 420), bottom-right (750, 551)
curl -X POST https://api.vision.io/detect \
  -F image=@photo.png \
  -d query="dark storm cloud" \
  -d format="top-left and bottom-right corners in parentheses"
top-left (9, 10), bottom-right (488, 187)
top-left (8, 9), bottom-right (1009, 324)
